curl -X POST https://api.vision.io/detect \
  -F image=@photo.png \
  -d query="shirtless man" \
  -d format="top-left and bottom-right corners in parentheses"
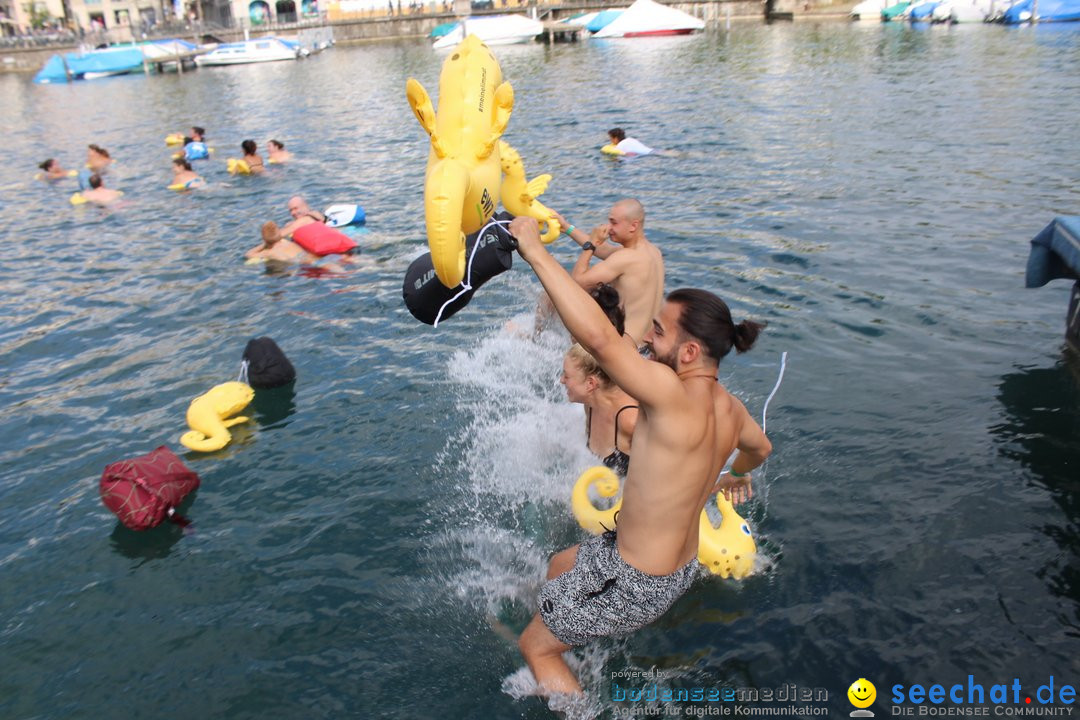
top-left (551, 199), bottom-right (664, 346)
top-left (79, 174), bottom-right (123, 205)
top-left (509, 216), bottom-right (772, 698)
top-left (246, 221), bottom-right (316, 263)
top-left (279, 195), bottom-right (326, 237)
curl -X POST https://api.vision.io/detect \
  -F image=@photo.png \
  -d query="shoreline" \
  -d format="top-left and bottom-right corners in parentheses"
top-left (1, 0), bottom-right (858, 74)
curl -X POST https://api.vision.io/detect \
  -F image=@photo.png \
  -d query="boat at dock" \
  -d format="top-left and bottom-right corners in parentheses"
top-left (431, 15), bottom-right (544, 48)
top-left (590, 0), bottom-right (705, 38)
top-left (194, 37), bottom-right (300, 66)
top-left (33, 47), bottom-right (146, 84)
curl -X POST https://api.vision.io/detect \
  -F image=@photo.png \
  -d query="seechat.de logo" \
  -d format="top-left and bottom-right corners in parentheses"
top-left (850, 679), bottom-right (878, 718)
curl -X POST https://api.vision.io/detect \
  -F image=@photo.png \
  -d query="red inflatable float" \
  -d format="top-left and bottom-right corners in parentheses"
top-left (292, 223), bottom-right (358, 257)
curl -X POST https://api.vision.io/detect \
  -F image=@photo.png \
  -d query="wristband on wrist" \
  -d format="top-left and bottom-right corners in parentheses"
top-left (729, 469), bottom-right (748, 478)
top-left (581, 241), bottom-right (596, 253)
top-left (563, 224), bottom-right (576, 236)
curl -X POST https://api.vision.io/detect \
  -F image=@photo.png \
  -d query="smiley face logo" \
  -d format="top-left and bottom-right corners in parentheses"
top-left (848, 678), bottom-right (877, 709)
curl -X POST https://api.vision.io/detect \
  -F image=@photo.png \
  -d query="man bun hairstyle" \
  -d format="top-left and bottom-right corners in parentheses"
top-left (666, 288), bottom-right (765, 363)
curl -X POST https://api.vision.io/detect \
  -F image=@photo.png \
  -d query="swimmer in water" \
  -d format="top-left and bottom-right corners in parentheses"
top-left (87, 144), bottom-right (112, 173)
top-left (241, 140), bottom-right (265, 174)
top-left (169, 157), bottom-right (204, 190)
top-left (78, 173), bottom-right (123, 205)
top-left (38, 158), bottom-right (70, 181)
top-left (267, 139), bottom-right (292, 163)
top-left (246, 221), bottom-right (316, 263)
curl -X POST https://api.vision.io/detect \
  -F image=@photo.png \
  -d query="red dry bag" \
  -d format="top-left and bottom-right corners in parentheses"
top-left (100, 446), bottom-right (200, 531)
top-left (293, 223), bottom-right (357, 256)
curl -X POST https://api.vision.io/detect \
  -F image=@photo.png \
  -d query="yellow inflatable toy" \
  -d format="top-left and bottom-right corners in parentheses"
top-left (226, 158), bottom-right (251, 175)
top-left (601, 144), bottom-right (625, 156)
top-left (179, 381), bottom-right (254, 452)
top-left (498, 140), bottom-right (560, 243)
top-left (697, 493), bottom-right (757, 579)
top-left (571, 466), bottom-right (622, 534)
top-left (165, 133), bottom-right (185, 146)
top-left (571, 466), bottom-right (758, 578)
top-left (406, 34), bottom-right (515, 288)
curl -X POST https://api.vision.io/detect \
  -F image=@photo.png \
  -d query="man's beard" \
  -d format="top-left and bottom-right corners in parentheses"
top-left (645, 343), bottom-right (679, 371)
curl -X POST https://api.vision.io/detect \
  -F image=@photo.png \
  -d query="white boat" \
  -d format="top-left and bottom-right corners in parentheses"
top-left (432, 14), bottom-right (544, 48)
top-left (591, 0), bottom-right (705, 38)
top-left (850, 0), bottom-right (891, 19)
top-left (930, 0), bottom-right (995, 21)
top-left (195, 37), bottom-right (299, 66)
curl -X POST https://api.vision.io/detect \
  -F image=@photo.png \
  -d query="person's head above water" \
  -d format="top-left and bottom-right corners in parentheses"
top-left (606, 198), bottom-right (645, 246)
top-left (191, 126), bottom-right (205, 141)
top-left (643, 288), bottom-right (765, 373)
top-left (39, 158), bottom-right (57, 171)
top-left (268, 139), bottom-right (284, 152)
top-left (608, 127), bottom-right (626, 144)
top-left (172, 157), bottom-right (192, 172)
top-left (88, 144), bottom-right (110, 159)
top-left (261, 221), bottom-right (282, 246)
top-left (241, 139), bottom-right (257, 156)
top-left (287, 196), bottom-right (311, 219)
top-left (87, 173), bottom-right (104, 190)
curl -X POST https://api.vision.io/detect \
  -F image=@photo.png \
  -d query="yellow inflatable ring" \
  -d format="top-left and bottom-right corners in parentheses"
top-left (406, 35), bottom-right (515, 288)
top-left (571, 468), bottom-right (758, 578)
top-left (70, 192), bottom-right (87, 206)
top-left (571, 465), bottom-right (622, 534)
top-left (180, 381), bottom-right (254, 452)
top-left (165, 132), bottom-right (185, 146)
top-left (227, 158), bottom-right (252, 175)
top-left (601, 144), bottom-right (625, 156)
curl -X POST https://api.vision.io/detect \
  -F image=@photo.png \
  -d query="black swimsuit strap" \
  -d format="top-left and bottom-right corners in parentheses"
top-left (612, 405), bottom-right (639, 452)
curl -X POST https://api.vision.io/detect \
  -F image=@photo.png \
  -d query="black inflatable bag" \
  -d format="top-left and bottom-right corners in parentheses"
top-left (242, 337), bottom-right (296, 389)
top-left (403, 212), bottom-right (516, 326)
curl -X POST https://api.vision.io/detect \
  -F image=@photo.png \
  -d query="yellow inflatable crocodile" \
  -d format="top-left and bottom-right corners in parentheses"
top-left (498, 140), bottom-right (560, 243)
top-left (406, 34), bottom-right (515, 288)
top-left (180, 381), bottom-right (254, 452)
top-left (571, 466), bottom-right (758, 578)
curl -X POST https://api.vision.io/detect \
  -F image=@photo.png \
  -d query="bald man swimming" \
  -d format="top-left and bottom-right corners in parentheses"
top-left (551, 199), bottom-right (665, 346)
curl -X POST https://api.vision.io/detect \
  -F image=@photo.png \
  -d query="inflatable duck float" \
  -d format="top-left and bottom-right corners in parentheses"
top-left (406, 34), bottom-right (515, 288)
top-left (571, 466), bottom-right (757, 579)
top-left (498, 140), bottom-right (560, 242)
top-left (180, 381), bottom-right (254, 452)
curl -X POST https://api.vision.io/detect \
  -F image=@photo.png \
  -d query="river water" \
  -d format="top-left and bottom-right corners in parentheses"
top-left (1, 20), bottom-right (1078, 720)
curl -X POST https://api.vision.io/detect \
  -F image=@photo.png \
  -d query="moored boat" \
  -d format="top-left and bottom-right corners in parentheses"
top-left (431, 14), bottom-right (544, 48)
top-left (33, 47), bottom-right (145, 84)
top-left (194, 37), bottom-right (300, 66)
top-left (591, 0), bottom-right (705, 38)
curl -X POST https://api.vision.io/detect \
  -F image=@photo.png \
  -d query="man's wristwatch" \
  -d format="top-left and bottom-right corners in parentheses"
top-left (581, 241), bottom-right (596, 253)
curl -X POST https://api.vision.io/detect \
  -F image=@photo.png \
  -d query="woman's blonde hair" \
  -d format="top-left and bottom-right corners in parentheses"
top-left (566, 343), bottom-right (612, 387)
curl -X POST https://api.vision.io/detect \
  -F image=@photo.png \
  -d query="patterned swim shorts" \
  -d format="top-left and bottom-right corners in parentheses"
top-left (538, 532), bottom-right (700, 647)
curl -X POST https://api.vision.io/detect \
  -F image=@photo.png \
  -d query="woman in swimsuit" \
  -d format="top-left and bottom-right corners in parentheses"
top-left (241, 139), bottom-right (266, 174)
top-left (169, 157), bottom-right (204, 190)
top-left (561, 343), bottom-right (638, 476)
